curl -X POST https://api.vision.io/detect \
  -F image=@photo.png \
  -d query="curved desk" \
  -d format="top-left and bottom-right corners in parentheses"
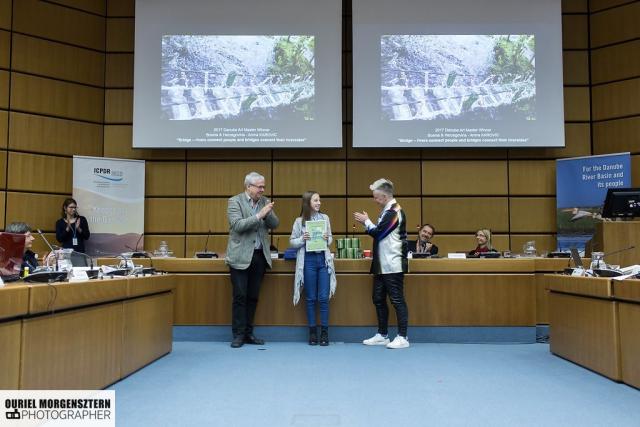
top-left (100, 258), bottom-right (572, 327)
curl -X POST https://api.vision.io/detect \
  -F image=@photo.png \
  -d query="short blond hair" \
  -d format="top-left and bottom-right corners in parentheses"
top-left (369, 178), bottom-right (394, 196)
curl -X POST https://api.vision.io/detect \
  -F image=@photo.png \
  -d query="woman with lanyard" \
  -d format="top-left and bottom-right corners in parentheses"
top-left (55, 197), bottom-right (91, 253)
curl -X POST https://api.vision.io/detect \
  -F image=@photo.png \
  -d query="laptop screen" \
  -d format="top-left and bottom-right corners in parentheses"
top-left (0, 232), bottom-right (26, 276)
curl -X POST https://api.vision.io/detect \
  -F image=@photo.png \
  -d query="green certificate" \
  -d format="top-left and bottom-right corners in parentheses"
top-left (305, 220), bottom-right (327, 252)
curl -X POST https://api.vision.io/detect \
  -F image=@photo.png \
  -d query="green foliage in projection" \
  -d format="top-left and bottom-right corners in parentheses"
top-left (268, 36), bottom-right (315, 83)
top-left (489, 35), bottom-right (535, 83)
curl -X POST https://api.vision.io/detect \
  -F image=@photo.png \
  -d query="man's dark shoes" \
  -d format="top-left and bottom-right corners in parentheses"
top-left (244, 334), bottom-right (265, 345)
top-left (231, 336), bottom-right (245, 348)
top-left (309, 326), bottom-right (318, 345)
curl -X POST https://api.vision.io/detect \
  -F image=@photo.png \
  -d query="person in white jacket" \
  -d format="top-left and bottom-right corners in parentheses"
top-left (290, 191), bottom-right (337, 346)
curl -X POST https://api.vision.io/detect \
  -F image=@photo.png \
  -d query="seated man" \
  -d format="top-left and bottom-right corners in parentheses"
top-left (408, 223), bottom-right (438, 256)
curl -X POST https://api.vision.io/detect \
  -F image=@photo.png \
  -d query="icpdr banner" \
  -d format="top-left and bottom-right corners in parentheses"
top-left (556, 153), bottom-right (631, 252)
top-left (73, 156), bottom-right (145, 256)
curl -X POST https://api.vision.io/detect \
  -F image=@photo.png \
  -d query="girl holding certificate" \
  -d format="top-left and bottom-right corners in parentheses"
top-left (290, 191), bottom-right (337, 346)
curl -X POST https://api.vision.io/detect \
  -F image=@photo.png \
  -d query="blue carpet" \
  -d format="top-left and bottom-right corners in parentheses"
top-left (110, 342), bottom-right (640, 427)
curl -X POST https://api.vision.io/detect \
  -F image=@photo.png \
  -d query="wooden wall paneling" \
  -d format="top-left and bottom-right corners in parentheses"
top-left (510, 197), bottom-right (557, 233)
top-left (590, 0), bottom-right (635, 12)
top-left (347, 161), bottom-right (421, 195)
top-left (619, 302), bottom-right (640, 388)
top-left (105, 53), bottom-right (134, 87)
top-left (271, 196), bottom-right (347, 235)
top-left (0, 0), bottom-right (10, 30)
top-left (122, 293), bottom-right (173, 377)
top-left (563, 87), bottom-right (591, 122)
top-left (108, 0), bottom-right (135, 17)
top-left (509, 160), bottom-right (556, 195)
top-left (106, 18), bottom-right (135, 52)
top-left (0, 321), bottom-right (22, 389)
top-left (145, 198), bottom-right (185, 233)
top-left (186, 198), bottom-right (229, 233)
top-left (143, 235), bottom-right (185, 257)
top-left (105, 89), bottom-right (133, 123)
top-left (47, 0), bottom-right (106, 15)
top-left (104, 125), bottom-right (186, 160)
top-left (563, 51), bottom-right (590, 86)
top-left (347, 146), bottom-right (421, 160)
top-left (422, 160), bottom-right (508, 195)
top-left (9, 112), bottom-right (103, 156)
top-left (186, 148), bottom-right (271, 160)
top-left (146, 161), bottom-right (186, 197)
top-left (185, 235), bottom-right (229, 257)
top-left (173, 274), bottom-right (231, 325)
top-left (273, 147), bottom-right (346, 160)
top-left (7, 152), bottom-right (72, 193)
top-left (511, 234), bottom-right (558, 255)
top-left (405, 274), bottom-right (535, 325)
top-left (421, 148), bottom-right (508, 160)
top-left (633, 155), bottom-right (640, 186)
top-left (186, 161), bottom-right (272, 196)
top-left (593, 117), bottom-right (640, 155)
top-left (11, 73), bottom-right (104, 123)
top-left (349, 197), bottom-right (422, 232)
top-left (5, 192), bottom-right (67, 232)
top-left (12, 34), bottom-right (105, 86)
top-left (429, 234), bottom-right (511, 254)
top-left (592, 79), bottom-right (640, 121)
top-left (329, 274), bottom-right (378, 325)
top-left (0, 30), bottom-right (9, 69)
top-left (0, 70), bottom-right (8, 109)
top-left (562, 15), bottom-right (589, 49)
top-left (591, 40), bottom-right (640, 85)
top-left (13, 0), bottom-right (105, 51)
top-left (0, 191), bottom-right (5, 228)
top-left (0, 110), bottom-right (7, 149)
top-left (422, 197), bottom-right (509, 233)
top-left (509, 123), bottom-right (591, 159)
top-left (20, 303), bottom-right (123, 389)
top-left (590, 2), bottom-right (640, 48)
top-left (0, 152), bottom-right (6, 187)
top-left (562, 0), bottom-right (588, 13)
top-left (273, 161), bottom-right (347, 196)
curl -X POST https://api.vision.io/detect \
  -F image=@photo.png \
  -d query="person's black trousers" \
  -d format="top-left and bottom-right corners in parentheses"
top-left (372, 272), bottom-right (409, 337)
top-left (230, 249), bottom-right (267, 337)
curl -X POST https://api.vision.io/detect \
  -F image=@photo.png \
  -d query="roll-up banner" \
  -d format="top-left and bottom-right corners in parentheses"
top-left (556, 153), bottom-right (631, 252)
top-left (73, 156), bottom-right (145, 256)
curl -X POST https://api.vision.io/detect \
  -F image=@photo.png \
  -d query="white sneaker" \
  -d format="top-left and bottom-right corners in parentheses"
top-left (362, 333), bottom-right (390, 346)
top-left (386, 335), bottom-right (410, 349)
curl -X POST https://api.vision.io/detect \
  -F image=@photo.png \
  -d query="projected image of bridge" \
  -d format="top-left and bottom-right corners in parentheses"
top-left (161, 35), bottom-right (315, 121)
top-left (380, 35), bottom-right (536, 121)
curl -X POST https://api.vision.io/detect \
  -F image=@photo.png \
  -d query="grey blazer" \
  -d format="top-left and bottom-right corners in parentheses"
top-left (225, 192), bottom-right (279, 270)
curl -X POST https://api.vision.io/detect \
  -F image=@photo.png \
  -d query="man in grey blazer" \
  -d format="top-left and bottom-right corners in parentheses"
top-left (226, 172), bottom-right (279, 348)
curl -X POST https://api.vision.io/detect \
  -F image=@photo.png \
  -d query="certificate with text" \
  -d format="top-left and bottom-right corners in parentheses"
top-left (306, 220), bottom-right (327, 252)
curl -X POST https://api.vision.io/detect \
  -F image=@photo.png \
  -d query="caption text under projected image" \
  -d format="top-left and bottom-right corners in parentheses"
top-left (161, 35), bottom-right (316, 121)
top-left (381, 34), bottom-right (536, 122)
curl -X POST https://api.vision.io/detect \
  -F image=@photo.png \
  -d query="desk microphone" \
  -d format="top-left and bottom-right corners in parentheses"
top-left (602, 245), bottom-right (635, 259)
top-left (125, 233), bottom-right (147, 258)
top-left (196, 229), bottom-right (217, 258)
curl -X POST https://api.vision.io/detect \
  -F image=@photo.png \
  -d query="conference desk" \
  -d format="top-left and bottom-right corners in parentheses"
top-left (547, 275), bottom-right (640, 389)
top-left (99, 257), bottom-right (573, 327)
top-left (0, 275), bottom-right (174, 390)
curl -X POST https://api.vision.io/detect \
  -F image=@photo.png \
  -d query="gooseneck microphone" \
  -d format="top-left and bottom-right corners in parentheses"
top-left (196, 229), bottom-right (218, 258)
top-left (602, 245), bottom-right (635, 259)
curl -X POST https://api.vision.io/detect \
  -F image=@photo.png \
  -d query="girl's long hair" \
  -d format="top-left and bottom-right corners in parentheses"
top-left (300, 191), bottom-right (319, 225)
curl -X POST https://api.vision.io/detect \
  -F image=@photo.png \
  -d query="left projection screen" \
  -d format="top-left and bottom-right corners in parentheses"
top-left (133, 0), bottom-right (342, 148)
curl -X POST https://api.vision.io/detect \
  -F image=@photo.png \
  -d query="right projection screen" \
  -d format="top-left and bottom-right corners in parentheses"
top-left (352, 0), bottom-right (565, 148)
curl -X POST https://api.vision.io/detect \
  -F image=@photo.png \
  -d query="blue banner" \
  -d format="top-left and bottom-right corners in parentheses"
top-left (556, 153), bottom-right (631, 252)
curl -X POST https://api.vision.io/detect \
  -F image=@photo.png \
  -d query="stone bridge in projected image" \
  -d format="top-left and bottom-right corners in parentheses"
top-left (160, 81), bottom-right (314, 120)
top-left (381, 80), bottom-right (535, 121)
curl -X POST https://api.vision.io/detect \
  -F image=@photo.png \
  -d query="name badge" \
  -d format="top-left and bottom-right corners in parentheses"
top-left (72, 238), bottom-right (78, 246)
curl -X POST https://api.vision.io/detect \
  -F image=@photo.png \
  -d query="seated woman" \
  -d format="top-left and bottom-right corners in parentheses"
top-left (408, 223), bottom-right (438, 256)
top-left (468, 229), bottom-right (498, 257)
top-left (5, 222), bottom-right (38, 275)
